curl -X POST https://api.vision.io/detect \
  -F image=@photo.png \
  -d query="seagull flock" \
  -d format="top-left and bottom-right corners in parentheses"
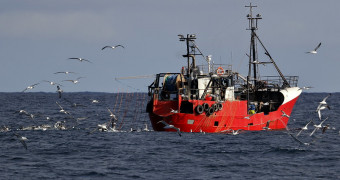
top-left (4, 42), bottom-right (336, 150)
top-left (3, 91), bottom-right (336, 150)
top-left (21, 44), bottom-right (125, 96)
top-left (4, 44), bottom-right (154, 150)
top-left (5, 93), bottom-right (152, 150)
top-left (285, 94), bottom-right (333, 146)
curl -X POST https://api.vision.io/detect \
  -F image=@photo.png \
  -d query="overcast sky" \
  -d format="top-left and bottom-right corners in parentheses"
top-left (0, 0), bottom-right (339, 93)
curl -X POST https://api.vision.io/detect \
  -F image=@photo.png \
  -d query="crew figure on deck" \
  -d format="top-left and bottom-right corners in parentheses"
top-left (249, 102), bottom-right (256, 114)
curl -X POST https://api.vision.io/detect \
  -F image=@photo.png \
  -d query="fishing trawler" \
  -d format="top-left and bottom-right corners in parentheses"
top-left (146, 4), bottom-right (302, 133)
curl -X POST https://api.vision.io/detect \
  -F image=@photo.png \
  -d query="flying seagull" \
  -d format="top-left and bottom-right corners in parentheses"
top-left (63, 98), bottom-right (86, 108)
top-left (310, 117), bottom-right (328, 136)
top-left (299, 86), bottom-right (313, 90)
top-left (54, 71), bottom-right (76, 75)
top-left (14, 133), bottom-right (28, 150)
top-left (22, 83), bottom-right (39, 92)
top-left (16, 110), bottom-right (35, 119)
top-left (62, 77), bottom-right (85, 84)
top-left (170, 108), bottom-right (178, 113)
top-left (296, 119), bottom-right (315, 136)
top-left (288, 133), bottom-right (310, 146)
top-left (107, 108), bottom-right (117, 120)
top-left (157, 120), bottom-right (182, 136)
top-left (43, 80), bottom-right (61, 86)
top-left (322, 124), bottom-right (330, 134)
top-left (251, 60), bottom-right (272, 65)
top-left (15, 109), bottom-right (29, 116)
top-left (102, 45), bottom-right (125, 50)
top-left (231, 129), bottom-right (241, 135)
top-left (281, 110), bottom-right (290, 118)
top-left (306, 42), bottom-right (321, 54)
top-left (68, 58), bottom-right (92, 63)
top-left (316, 94), bottom-right (331, 120)
top-left (56, 101), bottom-right (70, 115)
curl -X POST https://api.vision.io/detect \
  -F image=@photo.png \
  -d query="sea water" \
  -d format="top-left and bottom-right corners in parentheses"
top-left (0, 92), bottom-right (339, 179)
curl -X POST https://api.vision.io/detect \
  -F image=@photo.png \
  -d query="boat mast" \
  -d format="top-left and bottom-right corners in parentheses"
top-left (179, 34), bottom-right (199, 99)
top-left (179, 34), bottom-right (197, 77)
top-left (246, 3), bottom-right (262, 91)
top-left (245, 4), bottom-right (290, 89)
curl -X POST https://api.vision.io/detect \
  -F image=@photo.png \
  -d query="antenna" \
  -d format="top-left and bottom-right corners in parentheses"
top-left (245, 3), bottom-right (262, 30)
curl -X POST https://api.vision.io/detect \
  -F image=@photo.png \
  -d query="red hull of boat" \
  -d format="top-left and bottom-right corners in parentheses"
top-left (149, 96), bottom-right (299, 133)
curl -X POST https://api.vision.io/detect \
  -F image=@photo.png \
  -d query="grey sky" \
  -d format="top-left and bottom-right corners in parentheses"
top-left (0, 0), bottom-right (339, 92)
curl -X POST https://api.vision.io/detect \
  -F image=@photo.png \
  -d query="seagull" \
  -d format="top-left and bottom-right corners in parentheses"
top-left (317, 94), bottom-right (331, 106)
top-left (90, 99), bottom-right (99, 103)
top-left (0, 126), bottom-right (10, 132)
top-left (262, 121), bottom-right (271, 130)
top-left (14, 133), bottom-right (28, 150)
top-left (101, 45), bottom-right (125, 50)
top-left (244, 114), bottom-right (254, 119)
top-left (157, 120), bottom-right (181, 136)
top-left (316, 105), bottom-right (330, 121)
top-left (288, 133), bottom-right (310, 146)
top-left (322, 124), bottom-right (330, 134)
top-left (231, 129), bottom-right (241, 135)
top-left (143, 123), bottom-right (150, 132)
top-left (54, 71), bottom-right (76, 75)
top-left (306, 42), bottom-right (321, 54)
top-left (170, 108), bottom-right (178, 113)
top-left (88, 123), bottom-right (109, 134)
top-left (56, 85), bottom-right (63, 99)
top-left (97, 123), bottom-right (108, 132)
top-left (299, 86), bottom-right (313, 90)
top-left (68, 58), bottom-right (92, 63)
top-left (251, 60), bottom-right (272, 65)
top-left (199, 129), bottom-right (206, 134)
top-left (281, 110), bottom-right (290, 118)
top-left (56, 101), bottom-right (70, 115)
top-left (63, 98), bottom-right (86, 108)
top-left (43, 80), bottom-right (61, 86)
top-left (316, 94), bottom-right (331, 120)
top-left (310, 117), bottom-right (328, 136)
top-left (16, 110), bottom-right (35, 119)
top-left (16, 109), bottom-right (29, 115)
top-left (107, 108), bottom-right (118, 121)
top-left (28, 113), bottom-right (35, 119)
top-left (76, 117), bottom-right (88, 121)
top-left (54, 121), bottom-right (67, 130)
top-left (178, 34), bottom-right (184, 39)
top-left (22, 83), bottom-right (39, 92)
top-left (296, 119), bottom-right (315, 136)
top-left (63, 77), bottom-right (85, 84)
